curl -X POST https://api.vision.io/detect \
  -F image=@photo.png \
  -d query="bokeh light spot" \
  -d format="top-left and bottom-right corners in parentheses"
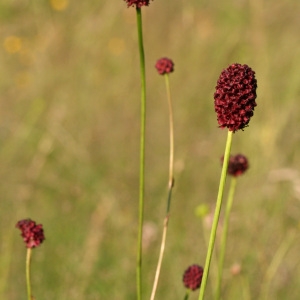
top-left (4, 36), bottom-right (22, 53)
top-left (108, 38), bottom-right (125, 56)
top-left (50, 0), bottom-right (69, 11)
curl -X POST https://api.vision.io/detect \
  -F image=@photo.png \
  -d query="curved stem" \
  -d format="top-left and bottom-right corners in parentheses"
top-left (215, 177), bottom-right (237, 300)
top-left (136, 7), bottom-right (147, 300)
top-left (26, 248), bottom-right (32, 300)
top-left (150, 74), bottom-right (174, 300)
top-left (165, 74), bottom-right (174, 198)
top-left (198, 130), bottom-right (233, 300)
top-left (149, 215), bottom-right (169, 300)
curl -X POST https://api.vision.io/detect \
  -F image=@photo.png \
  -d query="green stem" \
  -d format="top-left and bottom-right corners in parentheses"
top-left (26, 248), bottom-right (32, 300)
top-left (215, 177), bottom-right (237, 300)
top-left (198, 130), bottom-right (233, 300)
top-left (149, 74), bottom-right (174, 300)
top-left (136, 7), bottom-right (146, 300)
top-left (184, 289), bottom-right (190, 300)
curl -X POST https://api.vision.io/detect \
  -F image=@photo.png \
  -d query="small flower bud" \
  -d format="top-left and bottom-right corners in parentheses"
top-left (155, 57), bottom-right (174, 75)
top-left (221, 154), bottom-right (249, 177)
top-left (182, 264), bottom-right (204, 291)
top-left (16, 219), bottom-right (45, 248)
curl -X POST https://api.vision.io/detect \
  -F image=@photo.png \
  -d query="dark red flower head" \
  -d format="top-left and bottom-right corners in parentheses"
top-left (124, 0), bottom-right (152, 8)
top-left (222, 154), bottom-right (249, 177)
top-left (214, 63), bottom-right (257, 132)
top-left (155, 57), bottom-right (174, 75)
top-left (183, 264), bottom-right (203, 291)
top-left (16, 219), bottom-right (45, 248)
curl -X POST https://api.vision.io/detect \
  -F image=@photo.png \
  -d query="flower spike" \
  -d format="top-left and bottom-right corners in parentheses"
top-left (214, 63), bottom-right (257, 132)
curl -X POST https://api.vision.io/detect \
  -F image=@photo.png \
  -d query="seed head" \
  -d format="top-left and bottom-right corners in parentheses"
top-left (214, 63), bottom-right (257, 132)
top-left (155, 57), bottom-right (174, 75)
top-left (182, 264), bottom-right (203, 291)
top-left (16, 219), bottom-right (45, 248)
top-left (222, 154), bottom-right (249, 177)
top-left (124, 0), bottom-right (152, 8)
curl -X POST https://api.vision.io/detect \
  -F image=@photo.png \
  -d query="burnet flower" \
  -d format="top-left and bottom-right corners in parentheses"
top-left (228, 154), bottom-right (249, 176)
top-left (183, 264), bottom-right (204, 291)
top-left (214, 63), bottom-right (257, 132)
top-left (155, 57), bottom-right (174, 75)
top-left (16, 219), bottom-right (45, 248)
top-left (221, 154), bottom-right (249, 177)
top-left (124, 0), bottom-right (153, 8)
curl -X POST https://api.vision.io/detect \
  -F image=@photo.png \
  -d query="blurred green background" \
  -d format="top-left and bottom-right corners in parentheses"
top-left (1, 0), bottom-right (300, 299)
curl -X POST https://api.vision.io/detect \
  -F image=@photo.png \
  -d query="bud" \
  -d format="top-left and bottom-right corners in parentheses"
top-left (182, 264), bottom-right (204, 291)
top-left (16, 219), bottom-right (45, 248)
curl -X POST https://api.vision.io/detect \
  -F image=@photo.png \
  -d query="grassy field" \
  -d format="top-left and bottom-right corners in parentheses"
top-left (1, 0), bottom-right (300, 299)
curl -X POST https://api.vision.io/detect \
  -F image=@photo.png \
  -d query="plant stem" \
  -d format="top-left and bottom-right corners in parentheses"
top-left (202, 216), bottom-right (219, 295)
top-left (149, 74), bottom-right (174, 300)
top-left (136, 7), bottom-right (146, 300)
top-left (164, 74), bottom-right (174, 201)
top-left (26, 248), bottom-right (32, 300)
top-left (150, 216), bottom-right (169, 300)
top-left (215, 177), bottom-right (237, 300)
top-left (198, 130), bottom-right (233, 300)
top-left (184, 289), bottom-right (190, 300)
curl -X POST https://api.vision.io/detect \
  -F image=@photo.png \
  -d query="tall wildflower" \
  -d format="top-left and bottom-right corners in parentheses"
top-left (122, 0), bottom-right (152, 299)
top-left (150, 57), bottom-right (175, 300)
top-left (199, 64), bottom-right (257, 300)
top-left (16, 218), bottom-right (45, 300)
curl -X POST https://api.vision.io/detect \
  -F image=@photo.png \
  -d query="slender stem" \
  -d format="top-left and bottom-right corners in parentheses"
top-left (184, 289), bottom-right (190, 300)
top-left (149, 74), bottom-right (174, 300)
top-left (136, 7), bottom-right (146, 300)
top-left (26, 248), bottom-right (32, 300)
top-left (198, 130), bottom-right (233, 300)
top-left (215, 177), bottom-right (237, 300)
top-left (202, 217), bottom-right (219, 295)
top-left (149, 216), bottom-right (169, 300)
top-left (164, 74), bottom-right (174, 198)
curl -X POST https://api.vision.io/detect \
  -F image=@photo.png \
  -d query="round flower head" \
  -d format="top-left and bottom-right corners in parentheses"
top-left (124, 0), bottom-right (152, 8)
top-left (16, 219), bottom-right (45, 248)
top-left (182, 264), bottom-right (204, 291)
top-left (221, 154), bottom-right (249, 177)
top-left (155, 57), bottom-right (174, 75)
top-left (214, 63), bottom-right (257, 132)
